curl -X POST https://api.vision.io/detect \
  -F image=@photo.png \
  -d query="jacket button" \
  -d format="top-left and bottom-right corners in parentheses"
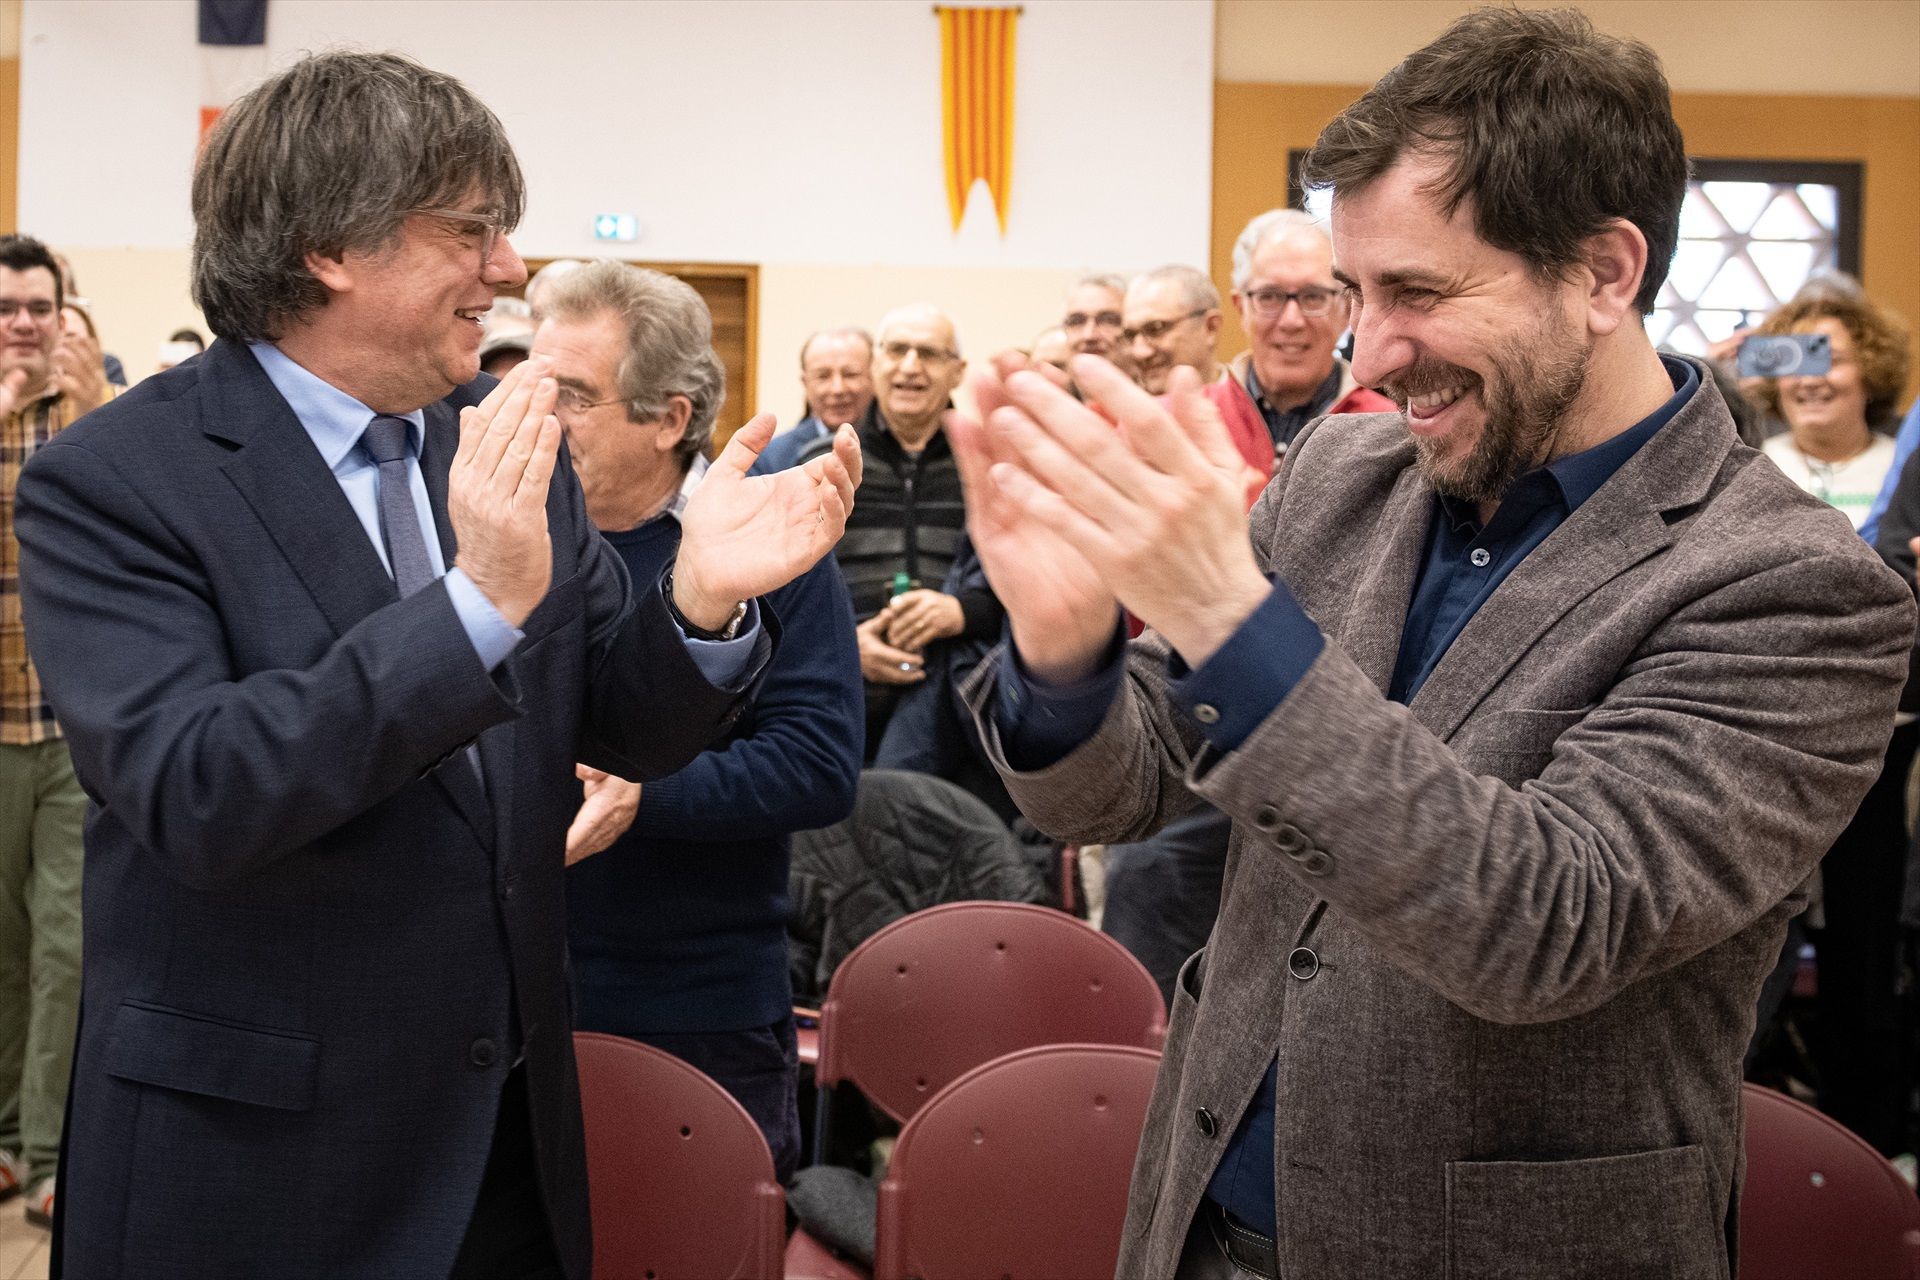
top-left (1195, 1107), bottom-right (1218, 1137)
top-left (1274, 824), bottom-right (1309, 856)
top-left (1288, 947), bottom-right (1320, 980)
top-left (1252, 805), bottom-right (1281, 831)
top-left (1193, 703), bottom-right (1221, 725)
top-left (469, 1038), bottom-right (497, 1068)
top-left (1298, 850), bottom-right (1334, 877)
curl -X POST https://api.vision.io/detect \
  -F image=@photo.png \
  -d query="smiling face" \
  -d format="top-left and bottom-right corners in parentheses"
top-left (872, 306), bottom-right (964, 441)
top-left (1333, 155), bottom-right (1593, 505)
top-left (308, 201), bottom-right (526, 412)
top-left (800, 331), bottom-right (874, 428)
top-left (0, 266), bottom-right (61, 397)
top-left (533, 308), bottom-right (684, 529)
top-left (1124, 275), bottom-right (1220, 394)
top-left (1234, 227), bottom-right (1350, 410)
top-left (1777, 317), bottom-right (1870, 445)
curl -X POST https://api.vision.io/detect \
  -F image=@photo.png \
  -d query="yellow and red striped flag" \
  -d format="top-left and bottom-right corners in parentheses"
top-left (937, 6), bottom-right (1020, 234)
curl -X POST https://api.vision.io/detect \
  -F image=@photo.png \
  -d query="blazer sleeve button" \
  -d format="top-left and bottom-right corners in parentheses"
top-left (1195, 1107), bottom-right (1218, 1137)
top-left (469, 1038), bottom-right (498, 1068)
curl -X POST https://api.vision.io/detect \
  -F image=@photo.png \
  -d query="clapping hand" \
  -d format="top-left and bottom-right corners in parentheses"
top-left (450, 357), bottom-right (563, 627)
top-left (671, 415), bottom-right (862, 629)
top-left (950, 354), bottom-right (1268, 674)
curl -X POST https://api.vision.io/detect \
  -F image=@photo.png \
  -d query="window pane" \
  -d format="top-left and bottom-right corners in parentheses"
top-left (1796, 184), bottom-right (1839, 230)
top-left (1668, 239), bottom-right (1725, 299)
top-left (1748, 241), bottom-right (1823, 302)
top-left (1750, 190), bottom-right (1823, 241)
top-left (1701, 181), bottom-right (1773, 234)
top-left (1695, 310), bottom-right (1753, 343)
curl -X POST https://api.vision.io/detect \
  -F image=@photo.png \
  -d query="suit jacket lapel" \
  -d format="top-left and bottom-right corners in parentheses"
top-left (210, 343), bottom-right (497, 849)
top-left (1334, 464), bottom-right (1434, 694)
top-left (209, 341), bottom-right (399, 637)
top-left (1407, 376), bottom-right (1735, 742)
top-left (420, 402), bottom-right (461, 569)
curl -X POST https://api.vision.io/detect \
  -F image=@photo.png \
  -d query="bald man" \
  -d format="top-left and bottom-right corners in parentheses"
top-left (836, 304), bottom-right (1001, 753)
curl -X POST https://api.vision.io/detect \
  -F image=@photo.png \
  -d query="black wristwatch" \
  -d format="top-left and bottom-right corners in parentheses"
top-left (664, 570), bottom-right (748, 642)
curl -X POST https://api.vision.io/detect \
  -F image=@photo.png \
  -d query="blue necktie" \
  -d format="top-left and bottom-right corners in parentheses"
top-left (360, 415), bottom-right (436, 597)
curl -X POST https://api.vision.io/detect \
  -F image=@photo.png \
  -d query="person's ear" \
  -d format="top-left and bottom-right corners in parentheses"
top-left (656, 395), bottom-right (692, 452)
top-left (303, 250), bottom-right (355, 296)
top-left (1582, 219), bottom-right (1650, 337)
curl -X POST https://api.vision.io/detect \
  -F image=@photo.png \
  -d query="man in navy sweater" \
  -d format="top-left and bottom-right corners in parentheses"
top-left (534, 261), bottom-right (863, 1179)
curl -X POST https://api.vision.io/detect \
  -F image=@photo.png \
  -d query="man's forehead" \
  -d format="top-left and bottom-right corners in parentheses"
top-left (804, 333), bottom-right (870, 369)
top-left (0, 265), bottom-right (58, 298)
top-left (1068, 283), bottom-right (1121, 309)
top-left (1246, 232), bottom-right (1337, 286)
top-left (880, 313), bottom-right (955, 348)
top-left (1125, 277), bottom-right (1194, 318)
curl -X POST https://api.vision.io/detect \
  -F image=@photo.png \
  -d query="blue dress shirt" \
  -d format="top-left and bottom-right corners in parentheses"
top-left (995, 355), bottom-right (1699, 1235)
top-left (250, 343), bottom-right (760, 685)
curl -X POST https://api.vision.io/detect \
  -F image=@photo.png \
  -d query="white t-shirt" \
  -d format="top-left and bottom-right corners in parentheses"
top-left (1762, 432), bottom-right (1896, 532)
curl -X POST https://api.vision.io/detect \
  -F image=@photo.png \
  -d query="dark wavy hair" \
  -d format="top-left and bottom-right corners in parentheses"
top-left (1303, 7), bottom-right (1688, 315)
top-left (191, 51), bottom-right (525, 341)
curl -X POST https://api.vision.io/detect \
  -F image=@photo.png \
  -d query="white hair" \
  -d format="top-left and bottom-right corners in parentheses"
top-left (1230, 209), bottom-right (1330, 292)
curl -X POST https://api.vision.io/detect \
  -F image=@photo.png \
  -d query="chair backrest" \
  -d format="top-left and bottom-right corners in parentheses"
top-left (573, 1032), bottom-right (786, 1280)
top-left (815, 900), bottom-right (1167, 1123)
top-left (874, 1044), bottom-right (1162, 1280)
top-left (1738, 1082), bottom-right (1920, 1280)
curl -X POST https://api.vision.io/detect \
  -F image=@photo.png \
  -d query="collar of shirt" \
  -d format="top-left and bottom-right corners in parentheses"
top-left (1434, 353), bottom-right (1699, 536)
top-left (249, 341), bottom-right (426, 471)
top-left (1246, 360), bottom-right (1343, 449)
top-left (659, 455), bottom-right (708, 525)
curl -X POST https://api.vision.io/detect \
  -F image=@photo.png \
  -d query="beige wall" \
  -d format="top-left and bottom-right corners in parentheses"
top-left (755, 264), bottom-right (1083, 427)
top-left (1217, 0), bottom-right (1920, 96)
top-left (60, 248), bottom-right (203, 385)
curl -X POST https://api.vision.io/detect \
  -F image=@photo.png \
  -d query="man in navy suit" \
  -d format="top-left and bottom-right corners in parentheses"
top-left (13, 51), bottom-right (859, 1279)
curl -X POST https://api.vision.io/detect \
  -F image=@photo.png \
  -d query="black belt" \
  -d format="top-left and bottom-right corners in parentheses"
top-left (1205, 1199), bottom-right (1281, 1280)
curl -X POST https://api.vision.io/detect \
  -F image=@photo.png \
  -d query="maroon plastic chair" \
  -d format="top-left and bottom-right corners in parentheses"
top-left (1738, 1082), bottom-right (1920, 1279)
top-left (814, 900), bottom-right (1167, 1126)
top-left (874, 1044), bottom-right (1162, 1280)
top-left (573, 1031), bottom-right (786, 1280)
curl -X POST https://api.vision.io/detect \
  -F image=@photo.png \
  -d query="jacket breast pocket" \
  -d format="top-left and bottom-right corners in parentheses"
top-left (104, 1000), bottom-right (320, 1112)
top-left (1445, 1145), bottom-right (1725, 1279)
top-left (1457, 706), bottom-right (1594, 786)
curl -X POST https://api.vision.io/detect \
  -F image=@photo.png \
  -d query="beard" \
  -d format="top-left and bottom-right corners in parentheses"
top-left (1381, 320), bottom-right (1591, 505)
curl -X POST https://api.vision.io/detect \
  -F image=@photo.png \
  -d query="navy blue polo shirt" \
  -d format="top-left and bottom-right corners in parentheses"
top-left (996, 356), bottom-right (1697, 1236)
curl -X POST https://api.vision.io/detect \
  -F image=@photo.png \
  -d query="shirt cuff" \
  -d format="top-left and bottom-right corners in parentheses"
top-left (1169, 577), bottom-right (1323, 754)
top-left (445, 567), bottom-right (524, 671)
top-left (996, 616), bottom-right (1129, 771)
top-left (676, 599), bottom-right (766, 691)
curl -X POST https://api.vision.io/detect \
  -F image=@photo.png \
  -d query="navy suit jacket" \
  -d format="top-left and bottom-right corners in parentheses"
top-left (15, 339), bottom-right (754, 1279)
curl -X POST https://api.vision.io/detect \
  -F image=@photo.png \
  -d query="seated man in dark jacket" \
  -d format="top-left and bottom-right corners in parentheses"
top-left (537, 261), bottom-right (864, 1180)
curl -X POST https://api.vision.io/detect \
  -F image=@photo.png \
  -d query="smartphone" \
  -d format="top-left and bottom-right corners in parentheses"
top-left (1738, 332), bottom-right (1832, 378)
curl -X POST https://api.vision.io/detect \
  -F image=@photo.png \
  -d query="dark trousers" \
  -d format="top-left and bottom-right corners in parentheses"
top-left (1808, 720), bottom-right (1919, 1156)
top-left (449, 1065), bottom-right (563, 1280)
top-left (1102, 806), bottom-right (1232, 1004)
top-left (632, 1016), bottom-right (802, 1183)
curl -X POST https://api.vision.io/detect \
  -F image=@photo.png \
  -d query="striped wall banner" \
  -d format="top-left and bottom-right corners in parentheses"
top-left (937, 5), bottom-right (1020, 235)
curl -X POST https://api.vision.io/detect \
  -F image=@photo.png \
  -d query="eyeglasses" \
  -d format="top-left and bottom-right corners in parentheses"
top-left (880, 341), bottom-right (959, 365)
top-left (1063, 310), bottom-right (1122, 332)
top-left (1243, 286), bottom-right (1342, 319)
top-left (0, 300), bottom-right (58, 323)
top-left (405, 206), bottom-right (507, 265)
top-left (1121, 309), bottom-right (1209, 345)
top-left (554, 385), bottom-right (625, 416)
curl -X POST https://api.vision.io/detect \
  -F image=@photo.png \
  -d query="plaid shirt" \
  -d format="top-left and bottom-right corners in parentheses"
top-left (2, 388), bottom-right (75, 744)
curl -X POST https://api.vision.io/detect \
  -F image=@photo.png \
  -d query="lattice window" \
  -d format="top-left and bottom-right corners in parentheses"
top-left (1286, 155), bottom-right (1862, 357)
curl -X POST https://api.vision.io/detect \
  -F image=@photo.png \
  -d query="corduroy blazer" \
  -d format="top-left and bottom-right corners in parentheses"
top-left (972, 363), bottom-right (1914, 1279)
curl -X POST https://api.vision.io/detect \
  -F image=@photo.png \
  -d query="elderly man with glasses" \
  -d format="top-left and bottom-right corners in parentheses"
top-left (1060, 273), bottom-right (1136, 383)
top-left (1125, 265), bottom-right (1228, 395)
top-left (1225, 208), bottom-right (1394, 463)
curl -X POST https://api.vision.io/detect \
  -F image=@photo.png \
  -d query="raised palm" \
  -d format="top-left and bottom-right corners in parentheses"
top-left (676, 413), bottom-right (862, 611)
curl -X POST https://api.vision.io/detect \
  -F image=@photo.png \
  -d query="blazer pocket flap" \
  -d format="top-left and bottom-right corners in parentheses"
top-left (1446, 1145), bottom-right (1723, 1279)
top-left (104, 1001), bottom-right (320, 1112)
top-left (1464, 706), bottom-right (1594, 756)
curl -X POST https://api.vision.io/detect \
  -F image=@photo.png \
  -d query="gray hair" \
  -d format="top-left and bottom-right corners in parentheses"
top-left (544, 260), bottom-right (725, 470)
top-left (798, 326), bottom-right (874, 368)
top-left (1230, 209), bottom-right (1330, 292)
top-left (191, 51), bottom-right (525, 342)
top-left (1129, 265), bottom-right (1220, 313)
top-left (525, 259), bottom-right (587, 319)
top-left (1071, 273), bottom-right (1128, 298)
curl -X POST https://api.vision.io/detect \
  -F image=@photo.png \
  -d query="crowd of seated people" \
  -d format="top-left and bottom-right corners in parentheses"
top-left (9, 215), bottom-right (1919, 1237)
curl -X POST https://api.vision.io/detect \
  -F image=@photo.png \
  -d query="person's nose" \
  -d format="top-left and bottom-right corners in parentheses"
top-left (486, 233), bottom-right (528, 288)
